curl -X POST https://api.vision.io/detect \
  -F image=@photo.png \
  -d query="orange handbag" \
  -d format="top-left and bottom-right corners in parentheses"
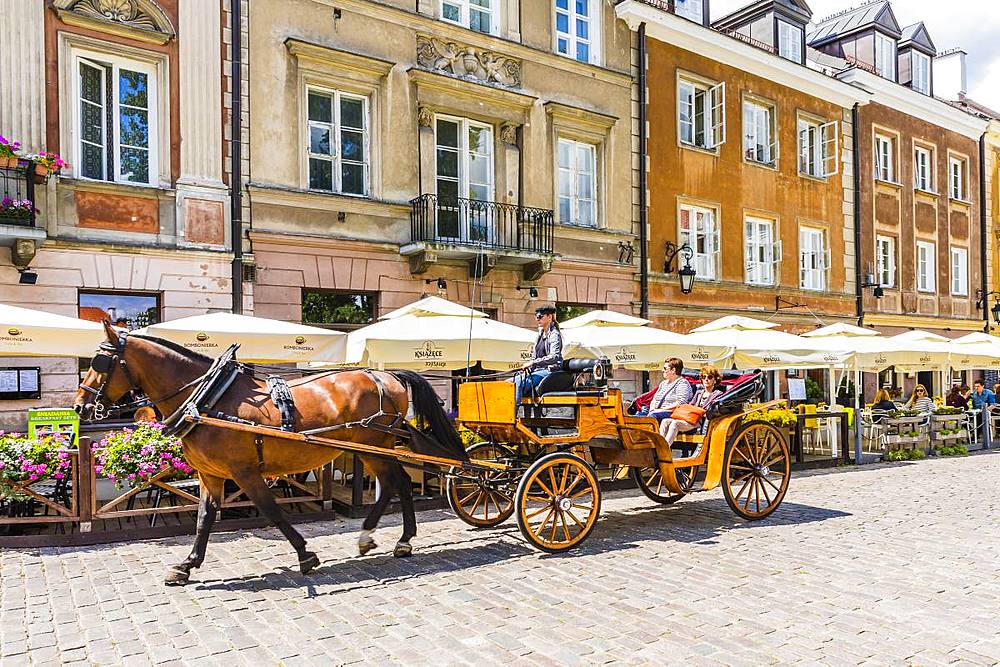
top-left (670, 404), bottom-right (706, 425)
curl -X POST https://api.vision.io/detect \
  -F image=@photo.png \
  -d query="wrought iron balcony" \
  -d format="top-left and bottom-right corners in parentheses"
top-left (409, 194), bottom-right (554, 255)
top-left (0, 164), bottom-right (37, 228)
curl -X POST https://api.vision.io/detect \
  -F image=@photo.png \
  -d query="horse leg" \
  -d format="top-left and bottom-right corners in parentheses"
top-left (358, 461), bottom-right (394, 556)
top-left (393, 467), bottom-right (416, 558)
top-left (165, 473), bottom-right (224, 586)
top-left (234, 471), bottom-right (320, 574)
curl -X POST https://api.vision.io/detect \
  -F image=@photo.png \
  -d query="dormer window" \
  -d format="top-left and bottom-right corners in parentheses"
top-left (777, 20), bottom-right (803, 63)
top-left (674, 0), bottom-right (704, 24)
top-left (874, 32), bottom-right (896, 80)
top-left (912, 51), bottom-right (931, 95)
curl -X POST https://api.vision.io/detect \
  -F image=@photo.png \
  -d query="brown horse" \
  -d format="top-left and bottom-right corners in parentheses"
top-left (74, 322), bottom-right (467, 585)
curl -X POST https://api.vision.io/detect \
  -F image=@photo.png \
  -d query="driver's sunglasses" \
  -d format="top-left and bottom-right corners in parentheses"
top-left (700, 374), bottom-right (709, 379)
top-left (535, 314), bottom-right (546, 320)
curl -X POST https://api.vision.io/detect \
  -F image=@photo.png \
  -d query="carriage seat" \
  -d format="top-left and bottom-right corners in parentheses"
top-left (533, 359), bottom-right (602, 398)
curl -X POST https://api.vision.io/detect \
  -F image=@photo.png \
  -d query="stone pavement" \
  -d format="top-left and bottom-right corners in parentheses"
top-left (2, 452), bottom-right (999, 666)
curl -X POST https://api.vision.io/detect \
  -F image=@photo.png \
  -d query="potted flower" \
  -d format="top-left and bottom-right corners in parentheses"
top-left (0, 196), bottom-right (38, 222)
top-left (92, 422), bottom-right (193, 489)
top-left (25, 151), bottom-right (67, 183)
top-left (0, 431), bottom-right (73, 501)
top-left (0, 135), bottom-right (21, 169)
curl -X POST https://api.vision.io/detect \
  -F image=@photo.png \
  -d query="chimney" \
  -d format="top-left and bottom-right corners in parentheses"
top-left (934, 48), bottom-right (967, 100)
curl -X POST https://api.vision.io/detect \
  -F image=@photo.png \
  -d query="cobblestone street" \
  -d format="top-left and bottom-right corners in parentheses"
top-left (2, 452), bottom-right (999, 666)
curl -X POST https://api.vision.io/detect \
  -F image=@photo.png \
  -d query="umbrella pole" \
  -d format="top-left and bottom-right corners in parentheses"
top-left (854, 369), bottom-right (862, 465)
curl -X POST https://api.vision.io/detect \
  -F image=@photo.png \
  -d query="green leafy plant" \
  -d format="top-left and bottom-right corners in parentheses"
top-left (885, 448), bottom-right (926, 462)
top-left (933, 406), bottom-right (962, 415)
top-left (92, 422), bottom-right (192, 489)
top-left (0, 432), bottom-right (72, 501)
top-left (934, 444), bottom-right (968, 457)
top-left (803, 377), bottom-right (823, 404)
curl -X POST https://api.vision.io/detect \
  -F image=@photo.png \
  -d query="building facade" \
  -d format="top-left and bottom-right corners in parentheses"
top-left (0, 0), bottom-right (232, 427)
top-left (808, 1), bottom-right (988, 393)
top-left (616, 0), bottom-right (869, 336)
top-left (243, 0), bottom-right (638, 362)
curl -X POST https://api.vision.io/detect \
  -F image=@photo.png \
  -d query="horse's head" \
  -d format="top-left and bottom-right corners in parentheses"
top-left (74, 321), bottom-right (136, 420)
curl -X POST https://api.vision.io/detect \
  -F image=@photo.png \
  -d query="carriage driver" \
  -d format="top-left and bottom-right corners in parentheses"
top-left (514, 305), bottom-right (564, 406)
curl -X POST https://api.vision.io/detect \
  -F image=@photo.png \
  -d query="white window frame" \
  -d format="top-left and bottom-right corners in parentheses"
top-left (744, 216), bottom-right (780, 286)
top-left (874, 134), bottom-right (895, 182)
top-left (798, 116), bottom-right (839, 178)
top-left (777, 20), bottom-right (803, 63)
top-left (674, 0), bottom-right (703, 23)
top-left (72, 51), bottom-right (158, 186)
top-left (557, 138), bottom-right (597, 227)
top-left (799, 226), bottom-right (828, 292)
top-left (949, 156), bottom-right (966, 200)
top-left (679, 204), bottom-right (719, 281)
top-left (912, 51), bottom-right (931, 95)
top-left (875, 32), bottom-right (897, 81)
top-left (951, 246), bottom-right (968, 296)
top-left (305, 87), bottom-right (370, 197)
top-left (433, 114), bottom-right (495, 243)
top-left (743, 99), bottom-right (777, 166)
top-left (876, 235), bottom-right (896, 288)
top-left (440, 0), bottom-right (497, 35)
top-left (679, 77), bottom-right (725, 150)
top-left (913, 146), bottom-right (932, 192)
top-left (917, 240), bottom-right (936, 293)
top-left (554, 0), bottom-right (601, 65)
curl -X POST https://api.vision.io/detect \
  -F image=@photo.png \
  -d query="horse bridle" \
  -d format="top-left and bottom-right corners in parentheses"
top-left (80, 332), bottom-right (207, 421)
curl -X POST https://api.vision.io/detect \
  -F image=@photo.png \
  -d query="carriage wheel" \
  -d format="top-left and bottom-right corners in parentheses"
top-left (515, 452), bottom-right (601, 553)
top-left (446, 442), bottom-right (516, 528)
top-left (630, 464), bottom-right (700, 505)
top-left (722, 420), bottom-right (790, 520)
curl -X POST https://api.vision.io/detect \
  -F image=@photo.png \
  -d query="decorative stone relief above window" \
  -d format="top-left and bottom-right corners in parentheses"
top-left (53, 0), bottom-right (175, 45)
top-left (416, 35), bottom-right (521, 88)
top-left (499, 123), bottom-right (519, 145)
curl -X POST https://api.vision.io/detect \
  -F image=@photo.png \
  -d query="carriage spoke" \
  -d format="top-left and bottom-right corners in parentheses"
top-left (534, 477), bottom-right (554, 498)
top-left (548, 468), bottom-right (560, 497)
top-left (570, 486), bottom-right (594, 500)
top-left (742, 483), bottom-right (754, 510)
top-left (470, 490), bottom-right (486, 517)
top-left (564, 508), bottom-right (586, 529)
top-left (533, 509), bottom-right (554, 537)
top-left (483, 492), bottom-right (491, 520)
top-left (753, 477), bottom-right (761, 514)
top-left (759, 478), bottom-right (773, 506)
top-left (761, 474), bottom-right (783, 494)
top-left (526, 494), bottom-right (552, 503)
top-left (524, 503), bottom-right (552, 520)
top-left (560, 512), bottom-right (572, 542)
top-left (734, 477), bottom-right (753, 502)
top-left (563, 472), bottom-right (584, 498)
top-left (550, 511), bottom-right (560, 543)
top-left (458, 487), bottom-right (480, 506)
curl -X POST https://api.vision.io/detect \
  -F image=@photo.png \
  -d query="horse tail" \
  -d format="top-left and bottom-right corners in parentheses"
top-left (390, 370), bottom-right (469, 462)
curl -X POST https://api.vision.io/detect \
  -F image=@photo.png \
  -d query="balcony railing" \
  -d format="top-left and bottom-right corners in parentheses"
top-left (410, 194), bottom-right (554, 255)
top-left (0, 163), bottom-right (37, 228)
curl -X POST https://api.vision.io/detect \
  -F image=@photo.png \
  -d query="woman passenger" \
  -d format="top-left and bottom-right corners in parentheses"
top-left (659, 364), bottom-right (725, 454)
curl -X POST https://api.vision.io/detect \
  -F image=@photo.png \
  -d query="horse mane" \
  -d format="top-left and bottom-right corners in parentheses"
top-left (131, 334), bottom-right (213, 364)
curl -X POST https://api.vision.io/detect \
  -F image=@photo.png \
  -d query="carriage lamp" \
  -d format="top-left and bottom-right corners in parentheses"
top-left (860, 271), bottom-right (884, 299)
top-left (664, 241), bottom-right (696, 295)
top-left (424, 277), bottom-right (447, 294)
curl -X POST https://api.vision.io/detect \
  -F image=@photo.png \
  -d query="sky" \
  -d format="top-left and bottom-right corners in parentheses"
top-left (711, 0), bottom-right (1000, 111)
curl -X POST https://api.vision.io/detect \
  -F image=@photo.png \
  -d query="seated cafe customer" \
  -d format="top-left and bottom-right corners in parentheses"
top-left (946, 385), bottom-right (970, 409)
top-left (904, 384), bottom-right (934, 413)
top-left (971, 379), bottom-right (996, 410)
top-left (871, 389), bottom-right (897, 412)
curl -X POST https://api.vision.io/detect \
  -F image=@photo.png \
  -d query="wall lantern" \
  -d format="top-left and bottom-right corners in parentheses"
top-left (664, 241), bottom-right (696, 295)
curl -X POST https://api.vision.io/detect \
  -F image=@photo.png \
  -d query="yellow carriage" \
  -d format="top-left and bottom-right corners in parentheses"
top-left (448, 362), bottom-right (792, 552)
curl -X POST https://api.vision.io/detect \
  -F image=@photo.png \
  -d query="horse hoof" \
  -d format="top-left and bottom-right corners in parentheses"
top-left (164, 567), bottom-right (190, 586)
top-left (358, 541), bottom-right (377, 556)
top-left (299, 552), bottom-right (320, 575)
top-left (393, 543), bottom-right (413, 558)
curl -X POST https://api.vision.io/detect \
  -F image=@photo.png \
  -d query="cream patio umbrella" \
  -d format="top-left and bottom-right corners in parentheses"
top-left (140, 312), bottom-right (347, 363)
top-left (334, 297), bottom-right (536, 370)
top-left (947, 332), bottom-right (1000, 371)
top-left (686, 315), bottom-right (848, 369)
top-left (560, 310), bottom-right (731, 371)
top-left (0, 303), bottom-right (104, 357)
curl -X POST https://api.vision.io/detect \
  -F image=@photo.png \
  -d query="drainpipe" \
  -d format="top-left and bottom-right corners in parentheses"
top-left (980, 133), bottom-right (989, 334)
top-left (851, 102), bottom-right (863, 464)
top-left (638, 23), bottom-right (650, 392)
top-left (852, 103), bottom-right (863, 327)
top-left (230, 0), bottom-right (244, 314)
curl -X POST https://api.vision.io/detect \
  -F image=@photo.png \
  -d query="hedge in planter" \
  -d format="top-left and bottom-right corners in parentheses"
top-left (93, 422), bottom-right (194, 488)
top-left (0, 432), bottom-right (73, 501)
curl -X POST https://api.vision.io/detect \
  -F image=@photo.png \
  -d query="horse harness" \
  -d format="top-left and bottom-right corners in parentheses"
top-left (85, 333), bottom-right (413, 471)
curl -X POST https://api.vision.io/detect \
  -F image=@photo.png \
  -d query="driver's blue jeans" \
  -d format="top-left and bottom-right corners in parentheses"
top-left (514, 369), bottom-right (551, 406)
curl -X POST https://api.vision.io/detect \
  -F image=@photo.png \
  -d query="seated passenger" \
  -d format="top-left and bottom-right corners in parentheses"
top-left (659, 364), bottom-right (725, 452)
top-left (647, 357), bottom-right (693, 420)
top-left (514, 305), bottom-right (563, 406)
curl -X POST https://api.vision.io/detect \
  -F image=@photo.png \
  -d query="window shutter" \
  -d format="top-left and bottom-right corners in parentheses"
top-left (820, 121), bottom-right (839, 177)
top-left (770, 137), bottom-right (780, 164)
top-left (798, 123), bottom-right (809, 173)
top-left (709, 82), bottom-right (726, 148)
top-left (773, 238), bottom-right (783, 263)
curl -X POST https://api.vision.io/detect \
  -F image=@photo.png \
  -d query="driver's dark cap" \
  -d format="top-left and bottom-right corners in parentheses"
top-left (534, 305), bottom-right (556, 317)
